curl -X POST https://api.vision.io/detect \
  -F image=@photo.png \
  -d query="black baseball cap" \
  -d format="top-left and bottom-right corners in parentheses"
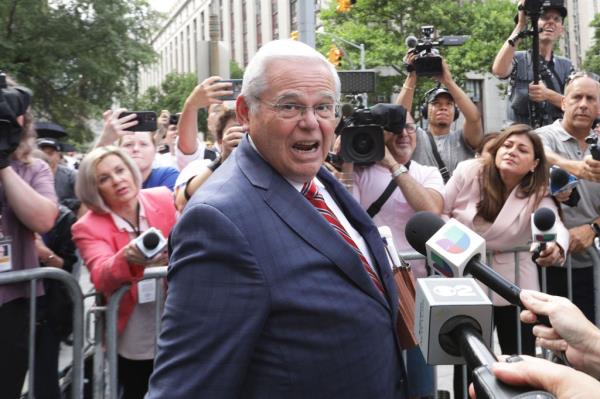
top-left (36, 137), bottom-right (61, 152)
top-left (543, 0), bottom-right (567, 19)
top-left (427, 88), bottom-right (454, 104)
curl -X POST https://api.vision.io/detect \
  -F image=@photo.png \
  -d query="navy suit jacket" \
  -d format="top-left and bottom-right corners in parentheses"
top-left (147, 136), bottom-right (407, 399)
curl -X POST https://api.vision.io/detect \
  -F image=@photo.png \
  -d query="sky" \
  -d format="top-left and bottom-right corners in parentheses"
top-left (148, 0), bottom-right (176, 13)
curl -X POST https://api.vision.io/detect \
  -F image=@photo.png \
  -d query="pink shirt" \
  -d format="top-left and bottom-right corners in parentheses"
top-left (353, 163), bottom-right (445, 278)
top-left (0, 159), bottom-right (57, 305)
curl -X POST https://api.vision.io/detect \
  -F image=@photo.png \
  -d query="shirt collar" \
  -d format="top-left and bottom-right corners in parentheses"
top-left (109, 202), bottom-right (147, 233)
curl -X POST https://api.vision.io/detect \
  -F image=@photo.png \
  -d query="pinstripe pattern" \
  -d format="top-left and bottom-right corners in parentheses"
top-left (302, 180), bottom-right (386, 296)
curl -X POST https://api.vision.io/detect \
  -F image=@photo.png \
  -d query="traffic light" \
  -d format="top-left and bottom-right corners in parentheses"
top-left (327, 45), bottom-right (343, 68)
top-left (336, 0), bottom-right (355, 13)
top-left (291, 31), bottom-right (299, 40)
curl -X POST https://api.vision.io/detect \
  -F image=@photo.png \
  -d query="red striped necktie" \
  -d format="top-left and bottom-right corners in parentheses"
top-left (301, 180), bottom-right (386, 296)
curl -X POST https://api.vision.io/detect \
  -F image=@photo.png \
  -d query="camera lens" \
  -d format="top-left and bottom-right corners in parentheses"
top-left (352, 132), bottom-right (375, 156)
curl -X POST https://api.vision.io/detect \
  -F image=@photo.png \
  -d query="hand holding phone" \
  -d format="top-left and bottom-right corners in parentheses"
top-left (119, 111), bottom-right (158, 132)
top-left (218, 79), bottom-right (243, 101)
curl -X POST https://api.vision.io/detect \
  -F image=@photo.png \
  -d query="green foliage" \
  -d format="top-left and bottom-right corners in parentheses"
top-left (319, 0), bottom-right (516, 109)
top-left (583, 14), bottom-right (600, 76)
top-left (0, 0), bottom-right (158, 144)
top-left (230, 61), bottom-right (245, 79)
top-left (136, 72), bottom-right (208, 133)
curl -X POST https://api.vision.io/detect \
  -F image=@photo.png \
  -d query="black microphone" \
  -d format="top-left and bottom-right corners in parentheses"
top-left (585, 133), bottom-right (600, 160)
top-left (531, 207), bottom-right (557, 264)
top-left (405, 35), bottom-right (418, 49)
top-left (416, 278), bottom-right (556, 399)
top-left (135, 227), bottom-right (167, 259)
top-left (549, 166), bottom-right (580, 207)
top-left (405, 212), bottom-right (550, 326)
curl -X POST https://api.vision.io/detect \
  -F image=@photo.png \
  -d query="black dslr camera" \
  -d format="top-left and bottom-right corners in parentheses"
top-left (335, 103), bottom-right (406, 164)
top-left (169, 113), bottom-right (180, 126)
top-left (0, 72), bottom-right (32, 164)
top-left (520, 0), bottom-right (566, 17)
top-left (406, 26), bottom-right (468, 76)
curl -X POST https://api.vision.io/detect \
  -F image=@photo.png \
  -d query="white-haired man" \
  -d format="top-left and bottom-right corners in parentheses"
top-left (146, 40), bottom-right (408, 398)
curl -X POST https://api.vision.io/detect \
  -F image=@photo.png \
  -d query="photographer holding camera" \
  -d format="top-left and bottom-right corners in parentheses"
top-left (0, 74), bottom-right (59, 398)
top-left (397, 53), bottom-right (483, 180)
top-left (492, 0), bottom-right (573, 127)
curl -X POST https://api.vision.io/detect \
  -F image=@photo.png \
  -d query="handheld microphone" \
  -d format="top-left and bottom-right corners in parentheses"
top-left (549, 166), bottom-right (580, 207)
top-left (585, 133), bottom-right (600, 160)
top-left (531, 207), bottom-right (557, 264)
top-left (415, 278), bottom-right (556, 399)
top-left (134, 227), bottom-right (168, 259)
top-left (405, 212), bottom-right (550, 326)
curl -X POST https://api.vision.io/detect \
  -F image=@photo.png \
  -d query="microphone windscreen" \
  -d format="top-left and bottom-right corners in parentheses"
top-left (405, 211), bottom-right (445, 255)
top-left (533, 207), bottom-right (556, 232)
top-left (550, 167), bottom-right (570, 189)
top-left (405, 35), bottom-right (418, 48)
top-left (341, 103), bottom-right (354, 118)
top-left (143, 231), bottom-right (160, 249)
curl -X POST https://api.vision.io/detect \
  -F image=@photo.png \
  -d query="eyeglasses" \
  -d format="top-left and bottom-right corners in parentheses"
top-left (405, 123), bottom-right (417, 133)
top-left (254, 97), bottom-right (340, 120)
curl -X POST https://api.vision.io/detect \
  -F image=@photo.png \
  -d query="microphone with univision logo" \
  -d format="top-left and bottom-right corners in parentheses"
top-left (415, 278), bottom-right (556, 399)
top-left (134, 227), bottom-right (167, 259)
top-left (405, 212), bottom-right (539, 319)
top-left (549, 165), bottom-right (580, 207)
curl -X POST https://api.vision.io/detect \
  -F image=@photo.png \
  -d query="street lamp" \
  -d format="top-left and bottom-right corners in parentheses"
top-left (316, 27), bottom-right (365, 70)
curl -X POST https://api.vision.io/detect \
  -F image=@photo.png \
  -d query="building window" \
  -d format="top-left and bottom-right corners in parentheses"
top-left (186, 26), bottom-right (191, 72)
top-left (230, 0), bottom-right (235, 60)
top-left (256, 0), bottom-right (262, 47)
top-left (199, 12), bottom-right (204, 41)
top-left (219, 0), bottom-right (224, 40)
top-left (272, 0), bottom-right (278, 39)
top-left (243, 0), bottom-right (248, 65)
top-left (290, 0), bottom-right (297, 32)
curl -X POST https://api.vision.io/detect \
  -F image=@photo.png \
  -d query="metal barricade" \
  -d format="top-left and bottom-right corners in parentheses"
top-left (0, 267), bottom-right (84, 399)
top-left (104, 266), bottom-right (167, 399)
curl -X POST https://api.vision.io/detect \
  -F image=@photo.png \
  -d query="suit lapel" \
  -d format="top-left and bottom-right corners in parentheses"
top-left (237, 138), bottom-right (391, 311)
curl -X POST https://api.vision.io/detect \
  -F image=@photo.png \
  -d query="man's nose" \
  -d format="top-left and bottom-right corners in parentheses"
top-left (299, 108), bottom-right (320, 128)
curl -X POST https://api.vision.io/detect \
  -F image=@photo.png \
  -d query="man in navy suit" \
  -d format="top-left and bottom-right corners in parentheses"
top-left (146, 39), bottom-right (407, 399)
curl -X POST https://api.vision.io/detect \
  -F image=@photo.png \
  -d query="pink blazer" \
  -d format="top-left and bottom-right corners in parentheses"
top-left (72, 187), bottom-right (176, 333)
top-left (444, 160), bottom-right (569, 305)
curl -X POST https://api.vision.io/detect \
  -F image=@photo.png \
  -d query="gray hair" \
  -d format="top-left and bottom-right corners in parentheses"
top-left (240, 39), bottom-right (341, 113)
top-left (75, 146), bottom-right (142, 213)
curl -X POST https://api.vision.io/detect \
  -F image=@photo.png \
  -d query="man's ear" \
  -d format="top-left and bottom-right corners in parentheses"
top-left (16, 115), bottom-right (25, 127)
top-left (236, 95), bottom-right (251, 131)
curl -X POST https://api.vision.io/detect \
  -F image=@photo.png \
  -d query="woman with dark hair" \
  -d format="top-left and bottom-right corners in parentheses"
top-left (444, 124), bottom-right (570, 396)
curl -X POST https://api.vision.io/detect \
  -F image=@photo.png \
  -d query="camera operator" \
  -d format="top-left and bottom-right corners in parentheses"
top-left (331, 106), bottom-right (444, 399)
top-left (492, 0), bottom-right (574, 127)
top-left (397, 53), bottom-right (483, 179)
top-left (0, 75), bottom-right (59, 398)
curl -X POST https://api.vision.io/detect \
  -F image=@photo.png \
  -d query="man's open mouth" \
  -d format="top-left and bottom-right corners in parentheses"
top-left (293, 142), bottom-right (319, 152)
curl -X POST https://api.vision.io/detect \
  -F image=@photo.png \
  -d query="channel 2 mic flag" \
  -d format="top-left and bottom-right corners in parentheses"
top-left (426, 219), bottom-right (486, 278)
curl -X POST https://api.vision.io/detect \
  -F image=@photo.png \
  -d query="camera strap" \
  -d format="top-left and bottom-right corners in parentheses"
top-left (366, 161), bottom-right (411, 218)
top-left (425, 130), bottom-right (450, 183)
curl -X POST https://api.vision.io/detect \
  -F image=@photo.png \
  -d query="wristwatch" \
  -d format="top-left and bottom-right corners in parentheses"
top-left (391, 164), bottom-right (408, 178)
top-left (590, 222), bottom-right (600, 237)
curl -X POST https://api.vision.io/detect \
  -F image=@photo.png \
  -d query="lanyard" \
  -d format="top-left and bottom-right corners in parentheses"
top-left (122, 202), bottom-right (141, 237)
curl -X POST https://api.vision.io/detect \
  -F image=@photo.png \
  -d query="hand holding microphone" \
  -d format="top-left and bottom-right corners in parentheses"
top-left (549, 166), bottom-right (580, 207)
top-left (519, 290), bottom-right (600, 380)
top-left (125, 227), bottom-right (168, 266)
top-left (531, 207), bottom-right (564, 267)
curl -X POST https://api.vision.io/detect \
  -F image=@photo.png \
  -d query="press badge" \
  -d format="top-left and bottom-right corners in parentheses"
top-left (0, 236), bottom-right (12, 272)
top-left (137, 280), bottom-right (156, 304)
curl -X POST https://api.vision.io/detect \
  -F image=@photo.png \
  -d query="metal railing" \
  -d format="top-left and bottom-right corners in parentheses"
top-left (104, 266), bottom-right (167, 399)
top-left (0, 267), bottom-right (84, 399)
